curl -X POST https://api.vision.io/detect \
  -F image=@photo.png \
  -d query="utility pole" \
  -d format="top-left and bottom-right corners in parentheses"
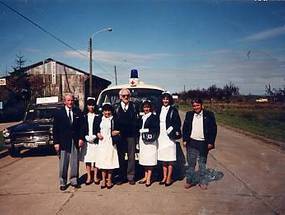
top-left (43, 60), bottom-right (45, 96)
top-left (89, 27), bottom-right (112, 96)
top-left (89, 38), bottom-right (93, 96)
top-left (114, 65), bottom-right (117, 85)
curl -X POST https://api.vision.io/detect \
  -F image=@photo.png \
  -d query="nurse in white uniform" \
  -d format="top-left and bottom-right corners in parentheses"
top-left (95, 103), bottom-right (120, 189)
top-left (80, 98), bottom-right (100, 185)
top-left (138, 100), bottom-right (159, 187)
top-left (157, 92), bottom-right (181, 186)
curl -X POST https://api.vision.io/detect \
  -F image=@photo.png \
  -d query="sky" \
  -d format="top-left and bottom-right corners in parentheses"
top-left (0, 0), bottom-right (285, 95)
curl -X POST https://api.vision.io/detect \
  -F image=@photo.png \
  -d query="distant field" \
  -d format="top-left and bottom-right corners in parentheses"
top-left (179, 102), bottom-right (285, 143)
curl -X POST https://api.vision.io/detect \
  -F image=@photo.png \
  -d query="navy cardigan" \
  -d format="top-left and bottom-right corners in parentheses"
top-left (139, 113), bottom-right (160, 141)
top-left (80, 113), bottom-right (99, 138)
top-left (157, 105), bottom-right (182, 140)
top-left (94, 115), bottom-right (121, 144)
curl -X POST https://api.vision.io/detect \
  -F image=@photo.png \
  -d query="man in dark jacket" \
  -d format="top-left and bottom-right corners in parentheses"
top-left (53, 93), bottom-right (84, 191)
top-left (115, 88), bottom-right (139, 185)
top-left (182, 98), bottom-right (217, 190)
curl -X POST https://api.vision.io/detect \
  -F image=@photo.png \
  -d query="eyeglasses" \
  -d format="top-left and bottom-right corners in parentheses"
top-left (121, 94), bottom-right (130, 98)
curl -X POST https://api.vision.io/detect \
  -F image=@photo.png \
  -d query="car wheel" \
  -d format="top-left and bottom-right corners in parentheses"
top-left (9, 146), bottom-right (20, 157)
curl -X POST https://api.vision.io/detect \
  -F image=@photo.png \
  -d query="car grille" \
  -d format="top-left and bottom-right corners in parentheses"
top-left (13, 133), bottom-right (50, 143)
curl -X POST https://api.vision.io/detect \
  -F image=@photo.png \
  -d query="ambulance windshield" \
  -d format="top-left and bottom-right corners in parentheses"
top-left (97, 88), bottom-right (164, 112)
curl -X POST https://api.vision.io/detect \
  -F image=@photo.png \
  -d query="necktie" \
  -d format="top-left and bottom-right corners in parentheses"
top-left (123, 105), bottom-right (127, 112)
top-left (68, 109), bottom-right (72, 124)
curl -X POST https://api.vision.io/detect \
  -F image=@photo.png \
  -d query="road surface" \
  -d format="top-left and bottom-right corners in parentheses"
top-left (0, 118), bottom-right (284, 214)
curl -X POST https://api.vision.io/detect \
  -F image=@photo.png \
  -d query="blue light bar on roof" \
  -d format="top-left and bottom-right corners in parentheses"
top-left (130, 69), bottom-right (138, 78)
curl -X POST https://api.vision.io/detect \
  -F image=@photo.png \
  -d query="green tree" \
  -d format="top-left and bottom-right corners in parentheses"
top-left (7, 54), bottom-right (30, 104)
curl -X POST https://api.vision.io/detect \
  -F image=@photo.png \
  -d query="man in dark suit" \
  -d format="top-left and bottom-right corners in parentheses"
top-left (182, 98), bottom-right (217, 190)
top-left (53, 93), bottom-right (84, 191)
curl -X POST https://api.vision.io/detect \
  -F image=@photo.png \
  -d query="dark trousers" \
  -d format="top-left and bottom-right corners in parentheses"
top-left (59, 141), bottom-right (79, 186)
top-left (117, 136), bottom-right (136, 181)
top-left (185, 139), bottom-right (208, 185)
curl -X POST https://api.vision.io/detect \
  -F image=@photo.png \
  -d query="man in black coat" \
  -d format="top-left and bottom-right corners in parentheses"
top-left (53, 93), bottom-right (84, 191)
top-left (182, 98), bottom-right (217, 190)
top-left (115, 88), bottom-right (139, 185)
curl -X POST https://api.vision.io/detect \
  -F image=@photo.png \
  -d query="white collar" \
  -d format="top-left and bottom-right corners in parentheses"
top-left (194, 110), bottom-right (203, 117)
top-left (143, 112), bottom-right (152, 119)
top-left (162, 105), bottom-right (170, 110)
top-left (65, 106), bottom-right (72, 112)
top-left (102, 115), bottom-right (113, 120)
top-left (121, 101), bottom-right (129, 109)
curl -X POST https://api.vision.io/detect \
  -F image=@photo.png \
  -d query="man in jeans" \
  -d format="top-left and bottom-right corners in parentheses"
top-left (115, 88), bottom-right (139, 185)
top-left (182, 98), bottom-right (217, 190)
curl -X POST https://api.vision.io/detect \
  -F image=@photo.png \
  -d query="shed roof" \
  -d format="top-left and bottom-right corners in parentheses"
top-left (21, 58), bottom-right (111, 85)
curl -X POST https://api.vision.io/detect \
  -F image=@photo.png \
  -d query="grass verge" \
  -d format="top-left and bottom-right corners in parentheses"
top-left (179, 103), bottom-right (285, 143)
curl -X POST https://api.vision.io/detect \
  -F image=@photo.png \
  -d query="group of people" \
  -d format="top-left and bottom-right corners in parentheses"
top-left (53, 89), bottom-right (217, 191)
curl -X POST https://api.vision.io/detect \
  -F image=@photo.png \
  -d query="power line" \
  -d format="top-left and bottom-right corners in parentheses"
top-left (0, 1), bottom-right (115, 79)
top-left (0, 0), bottom-right (87, 58)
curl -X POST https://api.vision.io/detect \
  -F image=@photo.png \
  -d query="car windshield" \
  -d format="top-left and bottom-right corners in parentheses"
top-left (97, 88), bottom-right (164, 112)
top-left (25, 108), bottom-right (55, 121)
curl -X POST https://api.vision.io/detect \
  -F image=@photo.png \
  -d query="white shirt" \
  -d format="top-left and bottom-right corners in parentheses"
top-left (120, 101), bottom-right (129, 112)
top-left (65, 106), bottom-right (73, 123)
top-left (190, 110), bottom-right (205, 141)
top-left (160, 105), bottom-right (170, 122)
top-left (101, 115), bottom-right (113, 134)
top-left (87, 113), bottom-right (95, 136)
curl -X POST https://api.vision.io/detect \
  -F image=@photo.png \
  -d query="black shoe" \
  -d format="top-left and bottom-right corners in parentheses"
top-left (60, 185), bottom-right (67, 191)
top-left (116, 179), bottom-right (127, 185)
top-left (101, 184), bottom-right (106, 189)
top-left (165, 181), bottom-right (173, 187)
top-left (85, 180), bottom-right (93, 186)
top-left (159, 181), bottom-right (166, 185)
top-left (128, 180), bottom-right (136, 185)
top-left (71, 184), bottom-right (81, 189)
top-left (145, 182), bottom-right (152, 187)
top-left (94, 180), bottom-right (100, 185)
top-left (107, 184), bottom-right (113, 189)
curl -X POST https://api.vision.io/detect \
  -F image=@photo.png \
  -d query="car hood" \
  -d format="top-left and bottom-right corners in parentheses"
top-left (9, 120), bottom-right (52, 133)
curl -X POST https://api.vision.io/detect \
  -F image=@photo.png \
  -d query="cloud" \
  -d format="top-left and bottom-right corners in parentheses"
top-left (241, 25), bottom-right (285, 42)
top-left (63, 50), bottom-right (174, 65)
top-left (61, 48), bottom-right (285, 95)
top-left (137, 49), bottom-right (285, 94)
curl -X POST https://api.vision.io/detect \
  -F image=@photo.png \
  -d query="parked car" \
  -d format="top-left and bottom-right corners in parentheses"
top-left (2, 99), bottom-right (62, 157)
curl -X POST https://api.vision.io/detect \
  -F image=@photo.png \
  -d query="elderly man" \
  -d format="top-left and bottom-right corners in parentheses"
top-left (53, 93), bottom-right (84, 191)
top-left (115, 88), bottom-right (139, 185)
top-left (182, 98), bottom-right (217, 190)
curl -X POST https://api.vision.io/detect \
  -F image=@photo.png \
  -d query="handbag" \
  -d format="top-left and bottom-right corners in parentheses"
top-left (142, 132), bottom-right (157, 143)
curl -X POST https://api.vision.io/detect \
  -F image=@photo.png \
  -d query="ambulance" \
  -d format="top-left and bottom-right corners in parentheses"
top-left (96, 69), bottom-right (165, 113)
